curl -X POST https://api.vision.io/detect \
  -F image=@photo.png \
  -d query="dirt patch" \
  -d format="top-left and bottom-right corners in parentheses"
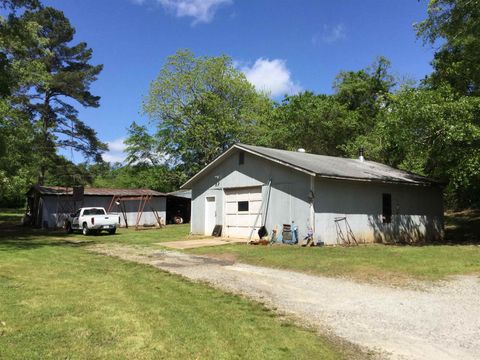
top-left (199, 252), bottom-right (237, 264)
top-left (334, 265), bottom-right (426, 289)
top-left (88, 244), bottom-right (480, 360)
top-left (158, 237), bottom-right (250, 249)
top-left (157, 239), bottom-right (230, 249)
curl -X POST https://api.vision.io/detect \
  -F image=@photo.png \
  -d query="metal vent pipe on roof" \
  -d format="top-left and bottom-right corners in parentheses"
top-left (358, 147), bottom-right (365, 162)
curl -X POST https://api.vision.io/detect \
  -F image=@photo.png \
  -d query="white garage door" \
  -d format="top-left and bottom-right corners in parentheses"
top-left (225, 187), bottom-right (262, 238)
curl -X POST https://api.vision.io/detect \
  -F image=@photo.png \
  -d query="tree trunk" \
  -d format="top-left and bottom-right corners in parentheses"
top-left (37, 93), bottom-right (51, 185)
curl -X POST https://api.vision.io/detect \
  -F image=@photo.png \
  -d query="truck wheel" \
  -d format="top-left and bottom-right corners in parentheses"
top-left (108, 228), bottom-right (116, 235)
top-left (82, 223), bottom-right (90, 236)
top-left (65, 222), bottom-right (73, 234)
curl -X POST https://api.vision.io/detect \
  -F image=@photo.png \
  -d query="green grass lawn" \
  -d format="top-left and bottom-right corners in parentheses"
top-left (187, 210), bottom-right (480, 284)
top-left (87, 224), bottom-right (191, 246)
top-left (0, 219), bottom-right (190, 248)
top-left (444, 209), bottom-right (480, 244)
top-left (189, 243), bottom-right (480, 283)
top-left (0, 212), bottom-right (351, 360)
top-left (0, 208), bottom-right (24, 224)
top-left (1, 208), bottom-right (479, 359)
top-left (0, 207), bottom-right (191, 247)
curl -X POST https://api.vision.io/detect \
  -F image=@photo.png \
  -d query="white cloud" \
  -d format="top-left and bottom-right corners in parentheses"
top-left (108, 138), bottom-right (126, 152)
top-left (103, 138), bottom-right (127, 163)
top-left (133, 0), bottom-right (232, 24)
top-left (240, 58), bottom-right (302, 97)
top-left (313, 23), bottom-right (347, 45)
top-left (103, 152), bottom-right (127, 163)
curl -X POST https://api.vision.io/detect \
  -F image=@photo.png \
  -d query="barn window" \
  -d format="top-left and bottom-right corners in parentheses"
top-left (238, 201), bottom-right (249, 212)
top-left (382, 193), bottom-right (392, 224)
top-left (239, 151), bottom-right (245, 165)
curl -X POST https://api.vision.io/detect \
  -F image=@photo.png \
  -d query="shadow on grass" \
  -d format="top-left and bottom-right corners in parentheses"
top-left (443, 209), bottom-right (480, 245)
top-left (0, 221), bottom-right (99, 251)
top-left (0, 208), bottom-right (25, 224)
top-left (364, 209), bottom-right (480, 246)
top-left (2, 208), bottom-right (479, 250)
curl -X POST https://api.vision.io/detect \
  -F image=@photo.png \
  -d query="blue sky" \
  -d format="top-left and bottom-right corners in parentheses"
top-left (43, 0), bottom-right (434, 163)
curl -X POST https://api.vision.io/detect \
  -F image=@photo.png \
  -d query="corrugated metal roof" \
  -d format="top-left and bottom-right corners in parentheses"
top-left (167, 189), bottom-right (192, 199)
top-left (181, 143), bottom-right (439, 188)
top-left (31, 185), bottom-right (165, 196)
top-left (239, 144), bottom-right (437, 185)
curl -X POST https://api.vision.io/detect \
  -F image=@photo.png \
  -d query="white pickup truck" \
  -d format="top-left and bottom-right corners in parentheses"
top-left (65, 207), bottom-right (120, 235)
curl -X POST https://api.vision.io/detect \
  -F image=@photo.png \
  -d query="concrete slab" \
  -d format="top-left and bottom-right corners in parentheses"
top-left (157, 237), bottom-right (249, 249)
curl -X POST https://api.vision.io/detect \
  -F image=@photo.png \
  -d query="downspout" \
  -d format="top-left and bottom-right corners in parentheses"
top-left (190, 202), bottom-right (193, 234)
top-left (248, 179), bottom-right (272, 241)
top-left (309, 175), bottom-right (315, 234)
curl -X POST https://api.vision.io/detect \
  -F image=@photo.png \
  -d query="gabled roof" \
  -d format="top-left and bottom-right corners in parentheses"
top-left (181, 143), bottom-right (439, 189)
top-left (167, 189), bottom-right (192, 199)
top-left (29, 185), bottom-right (165, 197)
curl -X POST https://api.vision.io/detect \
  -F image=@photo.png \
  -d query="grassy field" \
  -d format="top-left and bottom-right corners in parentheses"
top-left (188, 210), bottom-right (480, 284)
top-left (0, 207), bottom-right (191, 247)
top-left (1, 208), bottom-right (479, 359)
top-left (0, 208), bottom-right (24, 224)
top-left (444, 209), bottom-right (480, 244)
top-left (3, 208), bottom-right (480, 285)
top-left (0, 211), bottom-right (351, 360)
top-left (189, 243), bottom-right (480, 283)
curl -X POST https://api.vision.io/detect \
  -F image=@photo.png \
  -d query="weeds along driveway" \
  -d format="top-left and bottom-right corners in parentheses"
top-left (90, 244), bottom-right (480, 360)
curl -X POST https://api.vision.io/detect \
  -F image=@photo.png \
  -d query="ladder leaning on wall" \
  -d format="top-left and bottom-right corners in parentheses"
top-left (334, 217), bottom-right (358, 246)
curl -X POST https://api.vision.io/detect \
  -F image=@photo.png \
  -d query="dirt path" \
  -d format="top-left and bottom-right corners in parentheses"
top-left (90, 245), bottom-right (480, 360)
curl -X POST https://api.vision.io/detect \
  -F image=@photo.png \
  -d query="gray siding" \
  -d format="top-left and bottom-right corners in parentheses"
top-left (41, 195), bottom-right (166, 229)
top-left (191, 149), bottom-right (311, 237)
top-left (190, 148), bottom-right (444, 244)
top-left (314, 178), bottom-right (443, 244)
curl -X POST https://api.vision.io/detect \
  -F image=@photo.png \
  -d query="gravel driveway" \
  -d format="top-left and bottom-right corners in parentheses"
top-left (91, 245), bottom-right (480, 360)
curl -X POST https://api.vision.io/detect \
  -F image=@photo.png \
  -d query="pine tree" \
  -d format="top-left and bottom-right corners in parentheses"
top-left (18, 7), bottom-right (106, 184)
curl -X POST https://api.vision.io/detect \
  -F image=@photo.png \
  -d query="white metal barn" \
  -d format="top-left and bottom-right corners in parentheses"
top-left (26, 185), bottom-right (166, 229)
top-left (181, 144), bottom-right (444, 244)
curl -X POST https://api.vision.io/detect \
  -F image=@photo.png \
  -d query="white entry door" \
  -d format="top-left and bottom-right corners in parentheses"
top-left (205, 196), bottom-right (216, 235)
top-left (225, 187), bottom-right (262, 238)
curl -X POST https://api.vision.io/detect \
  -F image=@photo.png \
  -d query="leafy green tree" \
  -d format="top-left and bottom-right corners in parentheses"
top-left (1, 0), bottom-right (39, 10)
top-left (0, 0), bottom-right (42, 207)
top-left (124, 122), bottom-right (162, 165)
top-left (265, 92), bottom-right (359, 156)
top-left (333, 56), bottom-right (395, 133)
top-left (0, 0), bottom-right (44, 97)
top-left (93, 164), bottom-right (185, 193)
top-left (143, 49), bottom-right (272, 176)
top-left (0, 0), bottom-right (42, 194)
top-left (360, 86), bottom-right (480, 208)
top-left (43, 155), bottom-right (95, 187)
top-left (122, 120), bottom-right (192, 191)
top-left (0, 105), bottom-right (36, 206)
top-left (416, 0), bottom-right (480, 95)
